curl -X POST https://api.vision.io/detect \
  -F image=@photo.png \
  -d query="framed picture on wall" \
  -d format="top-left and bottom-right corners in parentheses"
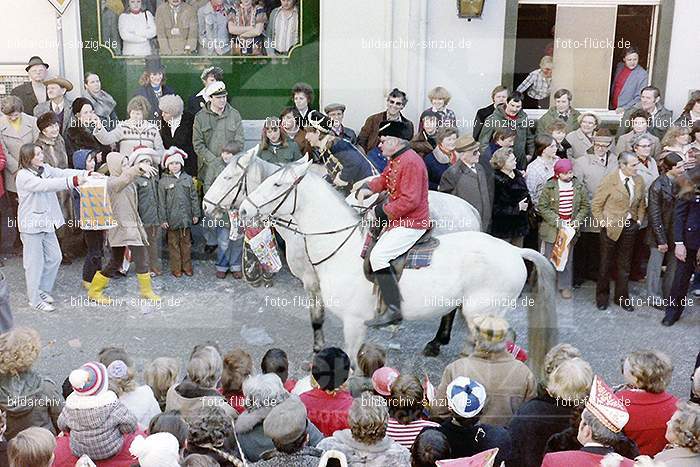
top-left (457, 0), bottom-right (485, 19)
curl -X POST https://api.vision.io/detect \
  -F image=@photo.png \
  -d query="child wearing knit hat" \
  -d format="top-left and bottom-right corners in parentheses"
top-left (129, 432), bottom-right (181, 467)
top-left (57, 361), bottom-right (137, 460)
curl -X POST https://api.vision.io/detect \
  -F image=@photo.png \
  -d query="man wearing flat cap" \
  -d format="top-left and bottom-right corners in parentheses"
top-left (255, 396), bottom-right (324, 466)
top-left (356, 119), bottom-right (430, 328)
top-left (33, 77), bottom-right (74, 136)
top-left (11, 56), bottom-right (49, 114)
top-left (324, 103), bottom-right (357, 145)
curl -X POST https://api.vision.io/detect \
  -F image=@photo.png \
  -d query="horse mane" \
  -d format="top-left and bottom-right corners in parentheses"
top-left (298, 171), bottom-right (361, 222)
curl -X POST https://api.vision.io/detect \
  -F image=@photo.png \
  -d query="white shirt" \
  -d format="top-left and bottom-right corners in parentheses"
top-left (619, 170), bottom-right (635, 219)
top-left (169, 115), bottom-right (181, 137)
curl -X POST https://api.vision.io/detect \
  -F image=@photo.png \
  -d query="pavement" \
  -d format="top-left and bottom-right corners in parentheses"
top-left (2, 252), bottom-right (698, 399)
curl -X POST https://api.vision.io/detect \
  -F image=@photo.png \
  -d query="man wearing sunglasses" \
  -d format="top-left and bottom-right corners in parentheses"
top-left (357, 88), bottom-right (415, 154)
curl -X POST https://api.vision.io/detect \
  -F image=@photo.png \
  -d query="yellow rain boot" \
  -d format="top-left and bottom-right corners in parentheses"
top-left (82, 281), bottom-right (91, 291)
top-left (137, 273), bottom-right (161, 302)
top-left (87, 272), bottom-right (112, 305)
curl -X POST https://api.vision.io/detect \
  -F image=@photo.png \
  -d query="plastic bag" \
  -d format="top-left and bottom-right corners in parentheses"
top-left (79, 177), bottom-right (116, 230)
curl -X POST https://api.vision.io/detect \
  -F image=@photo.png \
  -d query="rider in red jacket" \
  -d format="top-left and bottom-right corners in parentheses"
top-left (358, 120), bottom-right (430, 328)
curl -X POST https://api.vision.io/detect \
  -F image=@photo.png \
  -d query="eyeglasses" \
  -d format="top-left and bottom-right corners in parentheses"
top-left (594, 143), bottom-right (610, 148)
top-left (636, 144), bottom-right (653, 148)
top-left (387, 99), bottom-right (404, 106)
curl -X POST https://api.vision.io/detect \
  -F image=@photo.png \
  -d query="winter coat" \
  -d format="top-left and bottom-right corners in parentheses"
top-left (299, 388), bottom-right (353, 437)
top-left (331, 125), bottom-right (358, 145)
top-left (655, 447), bottom-right (700, 467)
top-left (133, 84), bottom-right (176, 121)
top-left (526, 156), bottom-right (559, 206)
top-left (611, 63), bottom-right (648, 110)
top-left (35, 134), bottom-right (74, 221)
top-left (118, 11), bottom-right (157, 56)
top-left (16, 165), bottom-right (85, 234)
top-left (192, 103), bottom-right (245, 183)
top-left (357, 111), bottom-right (414, 153)
top-left (439, 160), bottom-right (493, 231)
top-left (0, 440), bottom-right (6, 467)
top-left (0, 371), bottom-right (63, 440)
top-left (410, 130), bottom-right (437, 157)
top-left (536, 107), bottom-right (582, 136)
top-left (368, 147), bottom-right (430, 230)
top-left (155, 1), bottom-right (199, 55)
top-left (94, 119), bottom-right (164, 163)
top-left (619, 104), bottom-right (674, 141)
top-left (543, 446), bottom-right (635, 467)
top-left (647, 173), bottom-right (676, 246)
top-left (322, 138), bottom-right (374, 193)
top-left (479, 141), bottom-right (501, 181)
top-left (252, 446), bottom-right (324, 467)
top-left (618, 389), bottom-right (678, 456)
top-left (234, 403), bottom-right (324, 462)
top-left (64, 122), bottom-right (112, 163)
top-left (537, 177), bottom-right (590, 243)
top-left (57, 391), bottom-right (137, 460)
top-left (636, 158), bottom-right (660, 203)
top-left (119, 385), bottom-right (162, 429)
top-left (0, 113), bottom-right (39, 193)
top-left (491, 170), bottom-right (531, 240)
top-left (257, 140), bottom-right (302, 165)
top-left (135, 174), bottom-right (160, 226)
top-left (165, 381), bottom-right (238, 423)
top-left (478, 104), bottom-right (535, 170)
top-left (473, 103), bottom-right (495, 140)
top-left (160, 112), bottom-right (197, 177)
top-left (158, 172), bottom-right (200, 229)
top-left (202, 154), bottom-right (228, 194)
top-left (432, 350), bottom-right (536, 426)
top-left (33, 98), bottom-right (75, 136)
top-left (437, 420), bottom-right (513, 466)
top-left (565, 128), bottom-right (594, 160)
top-left (317, 429), bottom-right (411, 467)
top-left (423, 147), bottom-right (453, 191)
top-left (10, 82), bottom-right (47, 116)
top-left (572, 152), bottom-right (617, 232)
top-left (507, 393), bottom-right (577, 467)
top-left (104, 152), bottom-right (150, 247)
top-left (591, 170), bottom-right (647, 241)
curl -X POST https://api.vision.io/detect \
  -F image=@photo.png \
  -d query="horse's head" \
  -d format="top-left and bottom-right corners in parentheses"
top-left (239, 156), bottom-right (313, 221)
top-left (202, 145), bottom-right (258, 218)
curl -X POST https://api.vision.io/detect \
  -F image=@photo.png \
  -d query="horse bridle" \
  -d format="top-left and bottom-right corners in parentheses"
top-left (202, 159), bottom-right (252, 214)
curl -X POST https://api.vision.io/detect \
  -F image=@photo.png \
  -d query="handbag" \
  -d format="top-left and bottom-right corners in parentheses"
top-left (79, 177), bottom-right (116, 230)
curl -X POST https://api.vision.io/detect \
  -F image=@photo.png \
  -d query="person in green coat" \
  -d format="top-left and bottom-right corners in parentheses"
top-left (478, 92), bottom-right (535, 170)
top-left (133, 147), bottom-right (162, 276)
top-left (257, 117), bottom-right (302, 165)
top-left (158, 148), bottom-right (200, 277)
top-left (536, 89), bottom-right (581, 137)
top-left (537, 158), bottom-right (590, 299)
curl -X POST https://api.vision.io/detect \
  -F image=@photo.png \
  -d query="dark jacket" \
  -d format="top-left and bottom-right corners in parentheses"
top-left (0, 371), bottom-right (64, 440)
top-left (64, 123), bottom-right (112, 165)
top-left (423, 148), bottom-right (452, 191)
top-left (439, 160), bottom-right (493, 231)
top-left (492, 170), bottom-right (531, 239)
top-left (158, 172), bottom-right (200, 229)
top-left (357, 111), bottom-right (414, 153)
top-left (10, 82), bottom-right (46, 115)
top-left (479, 105), bottom-right (535, 170)
top-left (0, 440), bottom-right (7, 467)
top-left (674, 190), bottom-right (700, 251)
top-left (473, 103), bottom-right (495, 140)
top-left (410, 130), bottom-right (437, 157)
top-left (252, 447), bottom-right (324, 467)
top-left (332, 126), bottom-right (358, 145)
top-left (322, 138), bottom-right (374, 194)
top-left (508, 394), bottom-right (576, 467)
top-left (435, 420), bottom-right (513, 466)
top-left (479, 142), bottom-right (501, 181)
top-left (160, 112), bottom-right (197, 177)
top-left (135, 175), bottom-right (160, 226)
top-left (258, 141), bottom-right (303, 165)
top-left (648, 173), bottom-right (676, 246)
top-left (133, 84), bottom-right (175, 121)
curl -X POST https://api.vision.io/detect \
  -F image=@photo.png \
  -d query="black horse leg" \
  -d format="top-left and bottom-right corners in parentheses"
top-left (422, 308), bottom-right (458, 357)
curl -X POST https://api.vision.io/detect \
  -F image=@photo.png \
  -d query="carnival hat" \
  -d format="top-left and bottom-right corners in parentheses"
top-left (129, 146), bottom-right (157, 167)
top-left (204, 81), bottom-right (228, 99)
top-left (446, 376), bottom-right (487, 419)
top-left (308, 110), bottom-right (333, 133)
top-left (377, 120), bottom-right (413, 141)
top-left (585, 375), bottom-right (630, 433)
top-left (162, 146), bottom-right (187, 169)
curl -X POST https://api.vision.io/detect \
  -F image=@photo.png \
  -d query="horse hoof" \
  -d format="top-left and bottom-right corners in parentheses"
top-left (423, 342), bottom-right (441, 357)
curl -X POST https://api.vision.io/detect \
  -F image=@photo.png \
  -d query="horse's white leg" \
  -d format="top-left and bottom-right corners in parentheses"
top-left (308, 283), bottom-right (325, 353)
top-left (342, 316), bottom-right (367, 369)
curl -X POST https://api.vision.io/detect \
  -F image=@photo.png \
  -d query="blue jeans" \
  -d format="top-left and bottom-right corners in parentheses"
top-left (215, 226), bottom-right (242, 272)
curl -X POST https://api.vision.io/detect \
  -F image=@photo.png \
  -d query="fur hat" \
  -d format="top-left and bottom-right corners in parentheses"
top-left (129, 146), bottom-right (157, 167)
top-left (129, 433), bottom-right (180, 467)
top-left (312, 347), bottom-right (350, 391)
top-left (158, 94), bottom-right (184, 117)
top-left (37, 111), bottom-right (59, 132)
top-left (377, 120), bottom-right (413, 141)
top-left (162, 147), bottom-right (187, 169)
top-left (69, 361), bottom-right (108, 397)
top-left (446, 376), bottom-right (487, 419)
top-left (72, 97), bottom-right (93, 115)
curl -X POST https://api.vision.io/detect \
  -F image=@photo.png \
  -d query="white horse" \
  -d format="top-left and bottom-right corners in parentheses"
top-left (238, 159), bottom-right (558, 375)
top-left (203, 147), bottom-right (482, 355)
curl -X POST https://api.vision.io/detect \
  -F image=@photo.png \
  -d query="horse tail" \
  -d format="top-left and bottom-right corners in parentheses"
top-left (519, 248), bottom-right (558, 379)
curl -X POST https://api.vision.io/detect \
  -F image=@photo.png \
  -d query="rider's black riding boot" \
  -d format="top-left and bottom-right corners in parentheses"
top-left (365, 266), bottom-right (403, 328)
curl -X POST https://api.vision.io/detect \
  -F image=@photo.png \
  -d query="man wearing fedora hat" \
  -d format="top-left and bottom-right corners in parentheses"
top-left (356, 119), bottom-right (430, 328)
top-left (33, 77), bottom-right (74, 136)
top-left (439, 134), bottom-right (493, 231)
top-left (11, 56), bottom-right (49, 115)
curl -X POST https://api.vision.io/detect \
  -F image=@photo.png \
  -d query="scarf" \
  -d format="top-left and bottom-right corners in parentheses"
top-left (85, 89), bottom-right (116, 118)
top-left (435, 144), bottom-right (457, 165)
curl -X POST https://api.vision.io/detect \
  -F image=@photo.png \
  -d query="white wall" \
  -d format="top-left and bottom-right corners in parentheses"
top-left (0, 0), bottom-right (83, 99)
top-left (320, 0), bottom-right (507, 133)
top-left (664, 0), bottom-right (700, 118)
